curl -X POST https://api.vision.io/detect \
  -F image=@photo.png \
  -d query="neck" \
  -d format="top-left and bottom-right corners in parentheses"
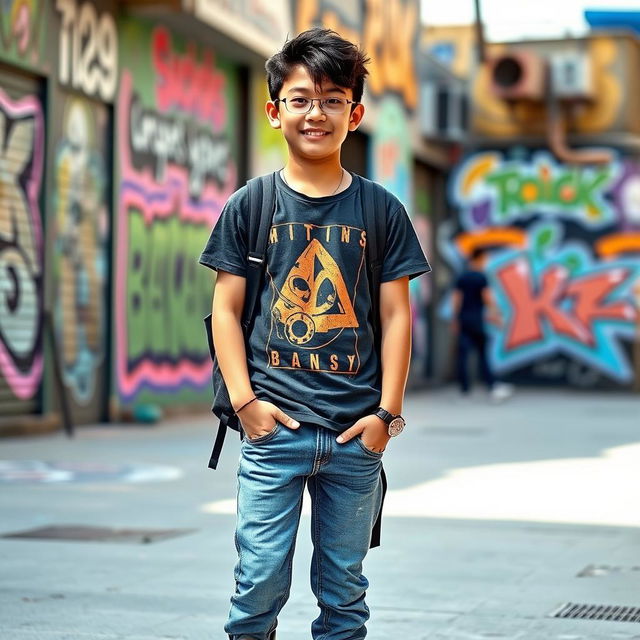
top-left (282, 156), bottom-right (350, 197)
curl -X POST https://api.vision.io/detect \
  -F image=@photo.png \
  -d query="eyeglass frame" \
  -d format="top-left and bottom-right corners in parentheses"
top-left (274, 96), bottom-right (360, 115)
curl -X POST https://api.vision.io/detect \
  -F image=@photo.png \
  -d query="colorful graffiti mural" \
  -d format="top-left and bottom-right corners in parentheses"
top-left (0, 89), bottom-right (45, 408)
top-left (116, 22), bottom-right (239, 406)
top-left (410, 188), bottom-right (433, 370)
top-left (0, 0), bottom-right (46, 69)
top-left (250, 71), bottom-right (287, 177)
top-left (295, 0), bottom-right (419, 109)
top-left (444, 151), bottom-right (640, 387)
top-left (54, 96), bottom-right (109, 405)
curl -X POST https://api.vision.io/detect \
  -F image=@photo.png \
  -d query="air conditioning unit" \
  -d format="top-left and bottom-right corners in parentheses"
top-left (488, 50), bottom-right (546, 101)
top-left (550, 52), bottom-right (593, 101)
top-left (420, 82), bottom-right (468, 141)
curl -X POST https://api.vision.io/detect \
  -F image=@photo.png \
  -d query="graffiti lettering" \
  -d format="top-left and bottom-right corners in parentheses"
top-left (128, 93), bottom-right (230, 197)
top-left (296, 0), bottom-right (418, 108)
top-left (452, 152), bottom-right (618, 230)
top-left (0, 91), bottom-right (44, 400)
top-left (0, 0), bottom-right (44, 62)
top-left (490, 248), bottom-right (639, 382)
top-left (57, 0), bottom-right (118, 101)
top-left (362, 0), bottom-right (418, 108)
top-left (485, 166), bottom-right (611, 218)
top-left (444, 149), bottom-right (640, 387)
top-left (496, 258), bottom-right (633, 349)
top-left (152, 26), bottom-right (225, 128)
top-left (116, 68), bottom-right (237, 403)
top-left (127, 210), bottom-right (210, 367)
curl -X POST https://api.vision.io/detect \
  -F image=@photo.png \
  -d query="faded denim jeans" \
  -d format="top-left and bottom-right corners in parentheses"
top-left (225, 421), bottom-right (384, 640)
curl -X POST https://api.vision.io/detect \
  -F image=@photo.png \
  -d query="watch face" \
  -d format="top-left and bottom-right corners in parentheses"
top-left (388, 417), bottom-right (405, 437)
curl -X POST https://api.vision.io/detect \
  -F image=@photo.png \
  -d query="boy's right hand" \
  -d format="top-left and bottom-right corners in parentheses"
top-left (238, 399), bottom-right (300, 440)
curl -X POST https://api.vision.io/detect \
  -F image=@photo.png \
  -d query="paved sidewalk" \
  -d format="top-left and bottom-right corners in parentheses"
top-left (1, 387), bottom-right (640, 639)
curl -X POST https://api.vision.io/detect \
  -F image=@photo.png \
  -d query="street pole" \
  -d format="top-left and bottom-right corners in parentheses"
top-left (474, 0), bottom-right (487, 64)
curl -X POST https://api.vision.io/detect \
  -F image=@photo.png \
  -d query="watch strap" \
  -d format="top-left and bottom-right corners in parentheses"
top-left (375, 407), bottom-right (394, 424)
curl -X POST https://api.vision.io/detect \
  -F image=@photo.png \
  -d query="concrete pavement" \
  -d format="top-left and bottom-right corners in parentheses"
top-left (1, 387), bottom-right (640, 639)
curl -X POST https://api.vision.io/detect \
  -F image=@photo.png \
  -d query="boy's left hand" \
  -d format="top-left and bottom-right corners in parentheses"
top-left (336, 414), bottom-right (390, 453)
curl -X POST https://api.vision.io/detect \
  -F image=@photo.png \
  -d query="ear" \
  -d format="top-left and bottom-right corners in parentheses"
top-left (265, 101), bottom-right (281, 129)
top-left (348, 103), bottom-right (365, 131)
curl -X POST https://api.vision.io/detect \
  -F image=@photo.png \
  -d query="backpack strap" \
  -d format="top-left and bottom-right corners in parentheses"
top-left (362, 177), bottom-right (387, 351)
top-left (361, 176), bottom-right (388, 548)
top-left (207, 172), bottom-right (277, 470)
top-left (242, 172), bottom-right (277, 331)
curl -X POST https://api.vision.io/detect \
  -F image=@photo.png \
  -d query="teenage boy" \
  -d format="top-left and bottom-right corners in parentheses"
top-left (200, 27), bottom-right (430, 640)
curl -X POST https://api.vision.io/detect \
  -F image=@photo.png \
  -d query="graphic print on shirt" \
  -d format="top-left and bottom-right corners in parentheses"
top-left (266, 222), bottom-right (367, 374)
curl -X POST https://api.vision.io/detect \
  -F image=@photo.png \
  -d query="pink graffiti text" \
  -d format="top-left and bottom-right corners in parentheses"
top-left (152, 26), bottom-right (226, 129)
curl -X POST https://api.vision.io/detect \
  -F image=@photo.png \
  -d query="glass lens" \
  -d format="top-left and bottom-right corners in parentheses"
top-left (287, 97), bottom-right (311, 113)
top-left (322, 98), bottom-right (346, 114)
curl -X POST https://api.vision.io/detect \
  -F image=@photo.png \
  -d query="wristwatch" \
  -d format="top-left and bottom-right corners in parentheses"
top-left (375, 407), bottom-right (406, 437)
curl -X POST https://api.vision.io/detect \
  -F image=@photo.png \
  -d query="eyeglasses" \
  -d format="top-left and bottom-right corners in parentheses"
top-left (275, 97), bottom-right (359, 115)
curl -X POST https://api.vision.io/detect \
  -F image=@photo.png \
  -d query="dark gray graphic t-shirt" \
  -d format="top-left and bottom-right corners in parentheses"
top-left (199, 173), bottom-right (431, 432)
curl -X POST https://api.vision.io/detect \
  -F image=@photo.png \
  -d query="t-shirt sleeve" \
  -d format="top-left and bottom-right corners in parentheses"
top-left (198, 189), bottom-right (247, 277)
top-left (381, 206), bottom-right (432, 282)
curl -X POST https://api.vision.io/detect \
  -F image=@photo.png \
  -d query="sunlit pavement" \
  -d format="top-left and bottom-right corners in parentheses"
top-left (1, 387), bottom-right (640, 639)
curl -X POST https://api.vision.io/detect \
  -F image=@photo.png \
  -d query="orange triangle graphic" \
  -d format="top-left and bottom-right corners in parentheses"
top-left (274, 238), bottom-right (358, 338)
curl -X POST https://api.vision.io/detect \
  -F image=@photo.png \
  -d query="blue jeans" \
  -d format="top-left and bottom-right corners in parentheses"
top-left (225, 422), bottom-right (384, 640)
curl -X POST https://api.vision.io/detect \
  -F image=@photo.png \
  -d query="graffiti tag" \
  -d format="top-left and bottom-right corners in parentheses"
top-left (452, 152), bottom-right (618, 230)
top-left (296, 0), bottom-right (418, 108)
top-left (57, 0), bottom-right (118, 101)
top-left (0, 0), bottom-right (44, 63)
top-left (152, 26), bottom-right (226, 128)
top-left (128, 93), bottom-right (231, 198)
top-left (0, 91), bottom-right (44, 399)
top-left (116, 67), bottom-right (237, 402)
top-left (489, 247), bottom-right (639, 382)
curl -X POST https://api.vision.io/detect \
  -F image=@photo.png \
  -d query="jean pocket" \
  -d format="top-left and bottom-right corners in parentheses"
top-left (243, 421), bottom-right (282, 446)
top-left (354, 435), bottom-right (384, 458)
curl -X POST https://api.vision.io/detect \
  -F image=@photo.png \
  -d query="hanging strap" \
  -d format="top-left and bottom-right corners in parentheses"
top-left (362, 177), bottom-right (387, 350)
top-left (243, 172), bottom-right (277, 330)
top-left (207, 173), bottom-right (277, 470)
top-left (361, 176), bottom-right (388, 548)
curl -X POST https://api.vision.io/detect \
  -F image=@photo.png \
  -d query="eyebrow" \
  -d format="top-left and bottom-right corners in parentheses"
top-left (286, 86), bottom-right (347, 95)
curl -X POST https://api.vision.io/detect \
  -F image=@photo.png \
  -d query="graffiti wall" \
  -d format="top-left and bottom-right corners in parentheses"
top-left (0, 88), bottom-right (45, 414)
top-left (444, 150), bottom-right (640, 387)
top-left (295, 0), bottom-right (419, 109)
top-left (54, 95), bottom-right (110, 412)
top-left (250, 70), bottom-right (287, 177)
top-left (0, 0), bottom-right (47, 71)
top-left (115, 19), bottom-right (240, 408)
top-left (411, 171), bottom-right (434, 376)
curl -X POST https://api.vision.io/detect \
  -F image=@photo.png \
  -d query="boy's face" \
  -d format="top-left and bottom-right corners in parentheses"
top-left (265, 65), bottom-right (364, 163)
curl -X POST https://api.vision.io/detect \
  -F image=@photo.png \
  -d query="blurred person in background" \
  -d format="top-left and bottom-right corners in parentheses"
top-left (452, 247), bottom-right (513, 401)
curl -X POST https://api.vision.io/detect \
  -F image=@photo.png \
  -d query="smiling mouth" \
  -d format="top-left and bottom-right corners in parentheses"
top-left (301, 130), bottom-right (330, 137)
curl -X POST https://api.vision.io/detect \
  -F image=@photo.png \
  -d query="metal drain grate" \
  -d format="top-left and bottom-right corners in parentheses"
top-left (1, 525), bottom-right (195, 544)
top-left (577, 564), bottom-right (640, 577)
top-left (551, 602), bottom-right (640, 623)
